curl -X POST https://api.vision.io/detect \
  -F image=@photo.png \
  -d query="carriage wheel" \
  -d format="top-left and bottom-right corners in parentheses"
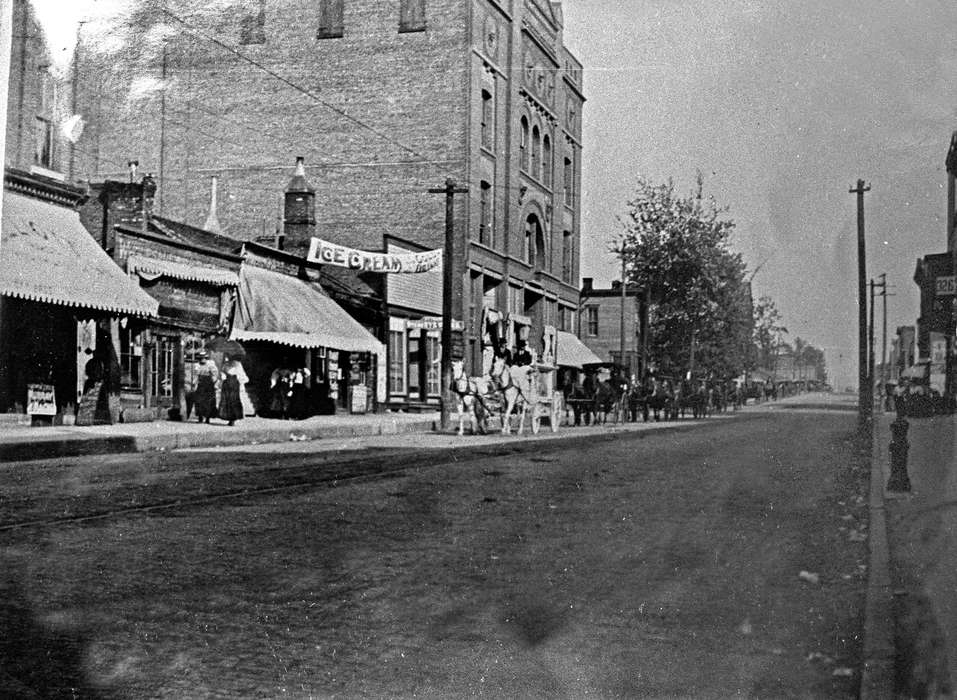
top-left (550, 400), bottom-right (560, 432)
top-left (531, 403), bottom-right (541, 434)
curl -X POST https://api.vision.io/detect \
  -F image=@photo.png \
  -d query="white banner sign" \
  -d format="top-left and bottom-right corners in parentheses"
top-left (307, 238), bottom-right (442, 273)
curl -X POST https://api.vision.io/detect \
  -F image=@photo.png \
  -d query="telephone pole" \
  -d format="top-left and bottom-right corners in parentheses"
top-left (850, 180), bottom-right (871, 435)
top-left (619, 254), bottom-right (627, 371)
top-left (429, 179), bottom-right (468, 431)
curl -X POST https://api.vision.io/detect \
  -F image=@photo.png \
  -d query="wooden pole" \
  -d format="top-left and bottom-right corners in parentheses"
top-left (850, 180), bottom-right (871, 435)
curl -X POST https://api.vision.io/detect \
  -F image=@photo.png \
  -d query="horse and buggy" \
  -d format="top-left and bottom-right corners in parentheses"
top-left (451, 356), bottom-right (563, 436)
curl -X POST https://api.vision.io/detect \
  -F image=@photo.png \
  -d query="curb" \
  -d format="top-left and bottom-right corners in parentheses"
top-left (860, 414), bottom-right (896, 699)
top-left (0, 418), bottom-right (438, 463)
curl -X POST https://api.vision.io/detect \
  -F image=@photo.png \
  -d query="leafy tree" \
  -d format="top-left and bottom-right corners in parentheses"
top-left (752, 295), bottom-right (788, 371)
top-left (618, 175), bottom-right (752, 379)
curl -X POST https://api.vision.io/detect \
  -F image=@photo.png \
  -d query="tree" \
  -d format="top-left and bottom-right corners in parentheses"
top-left (618, 175), bottom-right (752, 379)
top-left (752, 295), bottom-right (788, 371)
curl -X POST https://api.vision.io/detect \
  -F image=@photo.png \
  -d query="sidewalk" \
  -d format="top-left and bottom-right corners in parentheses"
top-left (867, 409), bottom-right (957, 698)
top-left (0, 411), bottom-right (439, 463)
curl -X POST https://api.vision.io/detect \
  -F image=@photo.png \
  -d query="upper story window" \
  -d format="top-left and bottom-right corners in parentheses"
top-left (239, 1), bottom-right (266, 44)
top-left (519, 117), bottom-right (529, 172)
top-left (34, 117), bottom-right (53, 168)
top-left (563, 154), bottom-right (574, 207)
top-left (585, 306), bottom-right (599, 337)
top-left (317, 0), bottom-right (344, 39)
top-left (562, 230), bottom-right (573, 283)
top-left (399, 0), bottom-right (426, 33)
top-left (542, 135), bottom-right (552, 188)
top-left (479, 180), bottom-right (493, 246)
top-left (481, 89), bottom-right (494, 150)
top-left (531, 125), bottom-right (541, 180)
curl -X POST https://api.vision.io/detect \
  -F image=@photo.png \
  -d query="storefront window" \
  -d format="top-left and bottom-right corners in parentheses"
top-left (425, 335), bottom-right (440, 396)
top-left (407, 336), bottom-right (421, 395)
top-left (388, 330), bottom-right (406, 394)
top-left (151, 337), bottom-right (176, 399)
top-left (119, 325), bottom-right (143, 390)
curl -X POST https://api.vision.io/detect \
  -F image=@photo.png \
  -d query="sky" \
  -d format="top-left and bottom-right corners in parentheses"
top-left (30, 0), bottom-right (957, 390)
top-left (560, 0), bottom-right (957, 390)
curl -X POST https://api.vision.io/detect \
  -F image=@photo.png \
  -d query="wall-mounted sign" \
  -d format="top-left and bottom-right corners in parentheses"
top-left (27, 383), bottom-right (57, 416)
top-left (406, 316), bottom-right (464, 332)
top-left (307, 238), bottom-right (441, 273)
top-left (935, 276), bottom-right (955, 296)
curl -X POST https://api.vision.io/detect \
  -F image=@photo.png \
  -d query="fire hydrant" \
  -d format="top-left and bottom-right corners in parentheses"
top-left (886, 416), bottom-right (911, 492)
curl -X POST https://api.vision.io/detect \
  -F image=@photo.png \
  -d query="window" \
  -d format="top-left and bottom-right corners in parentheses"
top-left (563, 155), bottom-right (573, 206)
top-left (520, 117), bottom-right (529, 172)
top-left (586, 306), bottom-right (599, 336)
top-left (525, 216), bottom-right (544, 270)
top-left (239, 1), bottom-right (266, 44)
top-left (34, 117), bottom-right (53, 168)
top-left (150, 337), bottom-right (176, 399)
top-left (531, 125), bottom-right (541, 179)
top-left (317, 0), bottom-right (343, 38)
top-left (389, 330), bottom-right (406, 394)
top-left (481, 89), bottom-right (494, 150)
top-left (508, 285), bottom-right (523, 316)
top-left (399, 0), bottom-right (426, 32)
top-left (559, 305), bottom-right (572, 332)
top-left (562, 230), bottom-right (573, 282)
top-left (479, 180), bottom-right (492, 246)
top-left (408, 335), bottom-right (422, 395)
top-left (542, 135), bottom-right (551, 187)
top-left (119, 325), bottom-right (143, 390)
top-left (524, 223), bottom-right (534, 265)
top-left (425, 335), bottom-right (440, 395)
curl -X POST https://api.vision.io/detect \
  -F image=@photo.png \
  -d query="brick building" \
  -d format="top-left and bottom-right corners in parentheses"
top-left (70, 0), bottom-right (585, 409)
top-left (578, 278), bottom-right (644, 376)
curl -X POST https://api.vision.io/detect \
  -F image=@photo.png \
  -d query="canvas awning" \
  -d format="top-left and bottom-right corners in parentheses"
top-left (556, 330), bottom-right (603, 368)
top-left (0, 191), bottom-right (158, 317)
top-left (127, 255), bottom-right (238, 287)
top-left (231, 264), bottom-right (384, 354)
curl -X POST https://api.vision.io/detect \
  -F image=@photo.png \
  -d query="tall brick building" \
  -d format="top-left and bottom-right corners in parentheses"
top-left (71, 0), bottom-right (585, 409)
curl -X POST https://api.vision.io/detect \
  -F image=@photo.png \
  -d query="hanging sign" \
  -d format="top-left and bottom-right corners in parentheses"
top-left (935, 276), bottom-right (955, 296)
top-left (307, 238), bottom-right (442, 273)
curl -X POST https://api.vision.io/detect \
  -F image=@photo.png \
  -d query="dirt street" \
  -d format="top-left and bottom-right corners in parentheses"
top-left (0, 408), bottom-right (868, 698)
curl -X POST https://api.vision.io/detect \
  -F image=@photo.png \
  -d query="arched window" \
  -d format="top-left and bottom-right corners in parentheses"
top-left (542, 135), bottom-right (551, 187)
top-left (525, 215), bottom-right (545, 270)
top-left (520, 117), bottom-right (529, 172)
top-left (479, 180), bottom-right (492, 245)
top-left (531, 125), bottom-right (541, 179)
top-left (481, 89), bottom-right (494, 150)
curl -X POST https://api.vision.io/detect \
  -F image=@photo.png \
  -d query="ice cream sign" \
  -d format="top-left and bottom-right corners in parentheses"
top-left (307, 238), bottom-right (442, 273)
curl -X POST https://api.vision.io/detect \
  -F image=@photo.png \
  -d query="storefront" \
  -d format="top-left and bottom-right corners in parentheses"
top-left (231, 262), bottom-right (385, 416)
top-left (0, 177), bottom-right (159, 424)
top-left (113, 228), bottom-right (243, 420)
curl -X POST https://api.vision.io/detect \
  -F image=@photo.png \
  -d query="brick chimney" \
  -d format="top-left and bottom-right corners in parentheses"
top-left (79, 165), bottom-right (156, 252)
top-left (283, 156), bottom-right (315, 253)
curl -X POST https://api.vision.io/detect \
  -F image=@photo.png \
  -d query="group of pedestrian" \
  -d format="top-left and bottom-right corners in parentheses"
top-left (268, 366), bottom-right (313, 419)
top-left (191, 351), bottom-right (247, 426)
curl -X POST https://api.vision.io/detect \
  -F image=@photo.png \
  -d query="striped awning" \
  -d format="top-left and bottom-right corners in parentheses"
top-left (0, 191), bottom-right (158, 317)
top-left (127, 255), bottom-right (239, 287)
top-left (231, 264), bottom-right (384, 355)
top-left (556, 330), bottom-right (603, 369)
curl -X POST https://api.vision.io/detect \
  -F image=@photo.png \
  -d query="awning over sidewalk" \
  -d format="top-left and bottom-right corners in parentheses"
top-left (127, 255), bottom-right (239, 287)
top-left (232, 264), bottom-right (384, 354)
top-left (556, 330), bottom-right (603, 368)
top-left (0, 191), bottom-right (159, 317)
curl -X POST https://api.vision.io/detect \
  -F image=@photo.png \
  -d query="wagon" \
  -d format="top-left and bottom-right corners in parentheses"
top-left (529, 362), bottom-right (562, 434)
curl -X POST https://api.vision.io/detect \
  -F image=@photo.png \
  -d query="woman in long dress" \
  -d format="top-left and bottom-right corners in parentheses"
top-left (193, 352), bottom-right (219, 423)
top-left (219, 358), bottom-right (247, 426)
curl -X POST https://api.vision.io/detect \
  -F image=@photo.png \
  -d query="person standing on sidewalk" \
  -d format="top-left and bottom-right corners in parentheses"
top-left (219, 358), bottom-right (248, 426)
top-left (193, 351), bottom-right (219, 424)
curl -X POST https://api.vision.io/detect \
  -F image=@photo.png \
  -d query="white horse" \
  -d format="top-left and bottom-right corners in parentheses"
top-left (489, 356), bottom-right (537, 435)
top-left (451, 360), bottom-right (491, 435)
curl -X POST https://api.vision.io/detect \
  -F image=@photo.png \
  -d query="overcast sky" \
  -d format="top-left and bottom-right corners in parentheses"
top-left (31, 0), bottom-right (957, 389)
top-left (561, 0), bottom-right (957, 388)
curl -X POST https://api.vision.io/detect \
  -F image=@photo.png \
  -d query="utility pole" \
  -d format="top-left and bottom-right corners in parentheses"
top-left (429, 179), bottom-right (468, 432)
top-left (869, 278), bottom-right (877, 410)
top-left (850, 179), bottom-right (871, 435)
top-left (619, 254), bottom-right (626, 372)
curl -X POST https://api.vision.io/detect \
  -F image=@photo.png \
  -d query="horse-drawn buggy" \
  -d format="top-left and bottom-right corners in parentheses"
top-left (451, 356), bottom-right (563, 436)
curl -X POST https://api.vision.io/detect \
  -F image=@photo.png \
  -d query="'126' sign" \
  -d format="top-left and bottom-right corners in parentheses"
top-left (935, 276), bottom-right (955, 296)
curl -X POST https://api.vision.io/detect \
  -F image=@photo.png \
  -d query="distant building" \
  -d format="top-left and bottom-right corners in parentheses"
top-left (578, 278), bottom-right (644, 376)
top-left (70, 0), bottom-right (587, 404)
